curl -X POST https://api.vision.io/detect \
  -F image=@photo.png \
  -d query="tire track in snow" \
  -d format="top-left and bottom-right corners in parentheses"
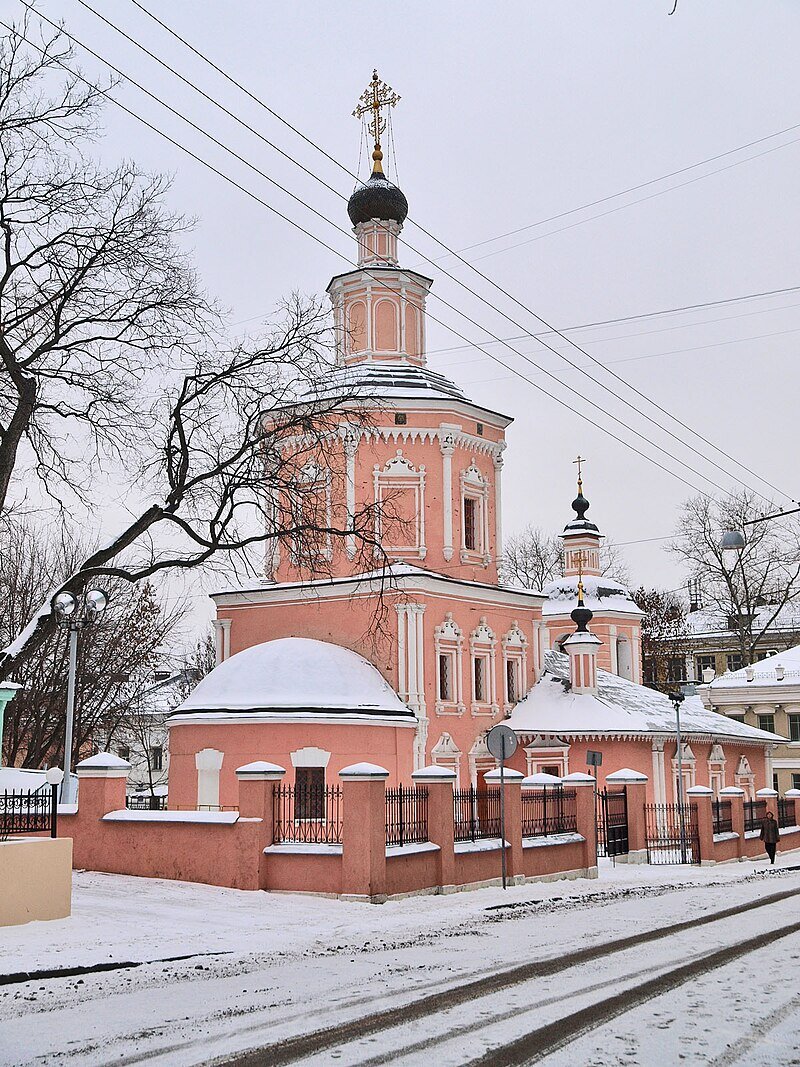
top-left (218, 883), bottom-right (800, 1067)
top-left (470, 919), bottom-right (800, 1066)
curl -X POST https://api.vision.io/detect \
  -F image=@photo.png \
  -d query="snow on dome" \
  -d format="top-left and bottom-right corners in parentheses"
top-left (172, 637), bottom-right (414, 718)
top-left (542, 574), bottom-right (642, 618)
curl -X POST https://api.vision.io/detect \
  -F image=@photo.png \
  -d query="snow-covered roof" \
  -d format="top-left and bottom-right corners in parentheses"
top-left (506, 650), bottom-right (784, 744)
top-left (299, 361), bottom-right (511, 422)
top-left (542, 574), bottom-right (642, 618)
top-left (707, 643), bottom-right (800, 690)
top-left (685, 601), bottom-right (800, 638)
top-left (172, 637), bottom-right (414, 719)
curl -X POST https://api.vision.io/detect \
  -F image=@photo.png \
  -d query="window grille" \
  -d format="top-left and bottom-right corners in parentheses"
top-left (438, 653), bottom-right (453, 702)
top-left (464, 497), bottom-right (477, 551)
top-left (506, 659), bottom-right (517, 703)
top-left (473, 656), bottom-right (487, 703)
top-left (295, 767), bottom-right (325, 820)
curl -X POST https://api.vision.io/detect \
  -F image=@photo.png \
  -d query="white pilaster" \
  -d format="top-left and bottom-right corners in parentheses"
top-left (396, 604), bottom-right (408, 702)
top-left (440, 431), bottom-right (455, 561)
top-left (493, 451), bottom-right (504, 560)
top-left (343, 428), bottom-right (359, 559)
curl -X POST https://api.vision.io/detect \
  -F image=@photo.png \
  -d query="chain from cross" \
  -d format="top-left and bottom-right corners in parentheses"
top-left (353, 69), bottom-right (401, 150)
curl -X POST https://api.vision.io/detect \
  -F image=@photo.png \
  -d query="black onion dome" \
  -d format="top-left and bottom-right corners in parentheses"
top-left (347, 172), bottom-right (409, 226)
top-left (564, 487), bottom-right (599, 534)
top-left (570, 601), bottom-right (594, 633)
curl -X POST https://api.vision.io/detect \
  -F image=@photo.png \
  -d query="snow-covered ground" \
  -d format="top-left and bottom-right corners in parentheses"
top-left (2, 854), bottom-right (800, 1065)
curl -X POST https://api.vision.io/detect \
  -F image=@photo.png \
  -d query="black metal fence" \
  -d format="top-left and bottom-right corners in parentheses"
top-left (0, 787), bottom-right (57, 838)
top-left (778, 797), bottom-right (797, 829)
top-left (596, 788), bottom-right (629, 857)
top-left (385, 785), bottom-right (428, 846)
top-left (744, 798), bottom-right (767, 833)
top-left (273, 783), bottom-right (343, 844)
top-left (712, 799), bottom-right (732, 835)
top-left (453, 786), bottom-right (501, 842)
top-left (522, 787), bottom-right (577, 837)
top-left (126, 794), bottom-right (167, 811)
top-left (644, 802), bottom-right (700, 864)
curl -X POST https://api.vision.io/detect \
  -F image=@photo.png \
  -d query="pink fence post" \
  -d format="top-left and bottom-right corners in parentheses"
top-left (484, 767), bottom-right (525, 883)
top-left (235, 762), bottom-right (286, 843)
top-left (75, 753), bottom-right (131, 819)
top-left (563, 772), bottom-right (598, 876)
top-left (411, 765), bottom-right (456, 891)
top-left (719, 786), bottom-right (746, 859)
top-left (686, 786), bottom-right (715, 865)
top-left (340, 763), bottom-right (389, 903)
top-left (605, 769), bottom-right (648, 864)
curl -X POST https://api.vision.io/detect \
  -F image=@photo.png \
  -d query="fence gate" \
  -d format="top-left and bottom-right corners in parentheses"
top-left (596, 788), bottom-right (628, 858)
top-left (644, 803), bottom-right (700, 864)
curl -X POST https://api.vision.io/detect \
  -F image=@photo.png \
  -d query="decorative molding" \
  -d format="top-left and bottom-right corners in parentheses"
top-left (434, 612), bottom-right (466, 717)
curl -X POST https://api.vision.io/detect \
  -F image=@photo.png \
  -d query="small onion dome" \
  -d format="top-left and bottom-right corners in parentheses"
top-left (565, 486), bottom-right (599, 534)
top-left (347, 170), bottom-right (409, 227)
top-left (570, 582), bottom-right (594, 633)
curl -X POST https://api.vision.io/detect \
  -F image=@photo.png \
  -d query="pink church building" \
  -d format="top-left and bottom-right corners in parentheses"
top-left (166, 120), bottom-right (780, 812)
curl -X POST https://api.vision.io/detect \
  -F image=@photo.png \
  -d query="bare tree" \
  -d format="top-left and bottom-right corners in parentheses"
top-left (632, 586), bottom-right (690, 691)
top-left (499, 523), bottom-right (630, 590)
top-left (0, 517), bottom-right (184, 768)
top-left (671, 490), bottom-right (800, 666)
top-left (0, 18), bottom-right (215, 513)
top-left (0, 295), bottom-right (389, 677)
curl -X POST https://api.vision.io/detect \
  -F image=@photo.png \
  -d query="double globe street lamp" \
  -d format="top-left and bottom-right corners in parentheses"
top-left (52, 587), bottom-right (109, 803)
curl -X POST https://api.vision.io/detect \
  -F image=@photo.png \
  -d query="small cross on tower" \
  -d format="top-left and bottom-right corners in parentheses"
top-left (573, 454), bottom-right (586, 494)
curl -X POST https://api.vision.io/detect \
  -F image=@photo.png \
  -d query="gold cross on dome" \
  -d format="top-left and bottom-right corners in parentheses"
top-left (573, 454), bottom-right (586, 492)
top-left (353, 70), bottom-right (400, 162)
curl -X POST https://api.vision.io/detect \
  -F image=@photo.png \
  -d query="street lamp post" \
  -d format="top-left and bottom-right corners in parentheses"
top-left (669, 689), bottom-right (687, 863)
top-left (52, 588), bottom-right (109, 803)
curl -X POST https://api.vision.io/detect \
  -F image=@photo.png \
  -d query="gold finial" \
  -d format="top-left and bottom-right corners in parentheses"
top-left (573, 454), bottom-right (585, 495)
top-left (353, 69), bottom-right (400, 175)
top-left (576, 549), bottom-right (586, 603)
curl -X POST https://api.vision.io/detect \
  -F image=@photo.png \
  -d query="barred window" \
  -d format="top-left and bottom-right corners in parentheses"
top-left (295, 767), bottom-right (325, 820)
top-left (464, 497), bottom-right (478, 551)
top-left (473, 655), bottom-right (487, 703)
top-left (438, 653), bottom-right (453, 702)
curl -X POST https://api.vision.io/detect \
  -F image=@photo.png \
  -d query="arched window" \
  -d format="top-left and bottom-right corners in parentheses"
top-left (347, 300), bottom-right (366, 353)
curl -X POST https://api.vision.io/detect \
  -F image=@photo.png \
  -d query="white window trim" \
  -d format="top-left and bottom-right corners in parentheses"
top-left (431, 732), bottom-right (462, 778)
top-left (373, 451), bottom-right (427, 559)
top-left (502, 621), bottom-right (528, 713)
top-left (434, 613), bottom-right (465, 717)
top-left (460, 460), bottom-right (491, 566)
top-left (470, 617), bottom-right (498, 718)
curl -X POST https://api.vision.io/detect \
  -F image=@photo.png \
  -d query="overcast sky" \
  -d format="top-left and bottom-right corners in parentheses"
top-left (19, 0), bottom-right (800, 626)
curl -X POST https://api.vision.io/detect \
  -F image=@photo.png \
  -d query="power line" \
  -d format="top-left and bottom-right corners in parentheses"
top-left (6, 14), bottom-right (716, 501)
top-left (98, 0), bottom-right (796, 507)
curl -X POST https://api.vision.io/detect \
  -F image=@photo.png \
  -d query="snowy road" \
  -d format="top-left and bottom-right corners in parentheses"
top-left (2, 857), bottom-right (800, 1066)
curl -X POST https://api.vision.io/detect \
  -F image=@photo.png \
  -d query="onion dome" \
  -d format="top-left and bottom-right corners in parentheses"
top-left (564, 478), bottom-right (599, 534)
top-left (570, 581), bottom-right (594, 633)
top-left (347, 149), bottom-right (408, 226)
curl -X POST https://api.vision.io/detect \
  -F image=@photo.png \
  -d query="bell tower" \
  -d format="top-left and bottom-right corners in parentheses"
top-left (328, 71), bottom-right (432, 369)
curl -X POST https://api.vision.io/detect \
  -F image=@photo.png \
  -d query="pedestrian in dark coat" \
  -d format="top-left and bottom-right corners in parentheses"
top-left (760, 810), bottom-right (779, 864)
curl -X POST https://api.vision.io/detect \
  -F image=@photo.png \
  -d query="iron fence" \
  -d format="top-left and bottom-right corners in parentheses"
top-left (453, 786), bottom-right (501, 842)
top-left (272, 783), bottom-right (343, 844)
top-left (0, 787), bottom-right (57, 838)
top-left (778, 797), bottom-right (797, 829)
top-left (385, 785), bottom-right (428, 846)
top-left (126, 794), bottom-right (167, 811)
top-left (644, 802), bottom-right (700, 864)
top-left (522, 787), bottom-right (577, 837)
top-left (744, 799), bottom-right (767, 833)
top-left (712, 799), bottom-right (733, 835)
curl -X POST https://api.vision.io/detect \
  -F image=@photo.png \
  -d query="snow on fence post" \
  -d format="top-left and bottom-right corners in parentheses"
top-left (686, 786), bottom-right (715, 865)
top-left (75, 753), bottom-right (131, 819)
top-left (235, 762), bottom-right (285, 841)
top-left (563, 772), bottom-right (599, 876)
top-left (606, 769), bottom-right (648, 864)
top-left (339, 763), bottom-right (389, 903)
top-left (719, 787), bottom-right (746, 860)
top-left (484, 767), bottom-right (525, 884)
top-left (411, 765), bottom-right (456, 890)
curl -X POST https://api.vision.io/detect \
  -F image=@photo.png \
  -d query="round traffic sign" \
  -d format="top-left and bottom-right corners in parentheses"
top-left (486, 723), bottom-right (518, 761)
